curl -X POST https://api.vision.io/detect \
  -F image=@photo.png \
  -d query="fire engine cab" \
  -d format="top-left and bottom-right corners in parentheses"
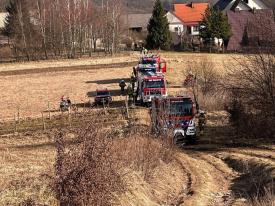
top-left (151, 95), bottom-right (197, 144)
top-left (139, 55), bottom-right (167, 73)
top-left (135, 72), bottom-right (167, 105)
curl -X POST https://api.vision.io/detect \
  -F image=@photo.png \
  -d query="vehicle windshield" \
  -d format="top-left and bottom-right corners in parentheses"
top-left (145, 79), bottom-right (165, 88)
top-left (97, 91), bottom-right (110, 96)
top-left (169, 101), bottom-right (193, 116)
top-left (141, 59), bottom-right (157, 64)
top-left (139, 67), bottom-right (156, 74)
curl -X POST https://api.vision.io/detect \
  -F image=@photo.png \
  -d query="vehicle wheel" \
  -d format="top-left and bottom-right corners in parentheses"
top-left (174, 134), bottom-right (184, 145)
top-left (188, 136), bottom-right (197, 145)
top-left (140, 100), bottom-right (144, 107)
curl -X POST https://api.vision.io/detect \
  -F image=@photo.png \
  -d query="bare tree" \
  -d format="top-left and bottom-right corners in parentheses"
top-left (36, 0), bottom-right (48, 59)
top-left (224, 52), bottom-right (275, 137)
top-left (3, 0), bottom-right (126, 60)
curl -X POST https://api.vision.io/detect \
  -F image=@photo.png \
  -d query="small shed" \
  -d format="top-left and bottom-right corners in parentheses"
top-left (121, 13), bottom-right (151, 32)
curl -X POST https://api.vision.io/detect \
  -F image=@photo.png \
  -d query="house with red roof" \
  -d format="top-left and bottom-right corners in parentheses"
top-left (166, 3), bottom-right (209, 36)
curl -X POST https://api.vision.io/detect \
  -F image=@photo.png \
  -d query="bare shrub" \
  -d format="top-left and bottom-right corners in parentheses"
top-left (19, 198), bottom-right (36, 206)
top-left (184, 57), bottom-right (224, 111)
top-left (53, 123), bottom-right (123, 206)
top-left (224, 157), bottom-right (274, 204)
top-left (185, 57), bottom-right (221, 95)
top-left (112, 133), bottom-right (173, 180)
top-left (224, 52), bottom-right (275, 138)
top-left (53, 111), bottom-right (174, 205)
top-left (251, 189), bottom-right (275, 206)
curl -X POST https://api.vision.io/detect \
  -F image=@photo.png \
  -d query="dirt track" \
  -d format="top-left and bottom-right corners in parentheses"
top-left (170, 112), bottom-right (275, 206)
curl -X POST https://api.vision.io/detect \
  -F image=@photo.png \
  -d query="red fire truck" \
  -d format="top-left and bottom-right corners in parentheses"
top-left (139, 55), bottom-right (167, 73)
top-left (135, 72), bottom-right (167, 106)
top-left (151, 95), bottom-right (197, 144)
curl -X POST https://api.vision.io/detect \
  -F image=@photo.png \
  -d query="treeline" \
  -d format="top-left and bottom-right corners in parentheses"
top-left (0, 0), bottom-right (9, 11)
top-left (1, 0), bottom-right (125, 60)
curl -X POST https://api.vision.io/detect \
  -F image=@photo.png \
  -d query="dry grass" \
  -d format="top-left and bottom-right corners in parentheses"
top-left (0, 52), bottom-right (242, 121)
top-left (0, 53), bottom-right (138, 72)
top-left (0, 67), bottom-right (132, 121)
top-left (0, 110), bottom-right (187, 205)
top-left (0, 132), bottom-right (57, 205)
top-left (223, 155), bottom-right (275, 205)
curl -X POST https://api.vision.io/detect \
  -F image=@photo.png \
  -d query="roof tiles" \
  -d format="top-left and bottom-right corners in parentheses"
top-left (173, 3), bottom-right (209, 25)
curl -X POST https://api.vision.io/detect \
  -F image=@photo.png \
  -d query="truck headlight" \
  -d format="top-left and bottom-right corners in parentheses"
top-left (188, 119), bottom-right (195, 127)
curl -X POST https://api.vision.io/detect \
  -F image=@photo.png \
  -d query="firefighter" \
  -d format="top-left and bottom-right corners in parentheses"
top-left (133, 67), bottom-right (137, 77)
top-left (130, 73), bottom-right (136, 88)
top-left (67, 97), bottom-right (71, 106)
top-left (119, 80), bottom-right (126, 93)
top-left (127, 83), bottom-right (133, 105)
top-left (198, 110), bottom-right (206, 132)
top-left (141, 47), bottom-right (148, 56)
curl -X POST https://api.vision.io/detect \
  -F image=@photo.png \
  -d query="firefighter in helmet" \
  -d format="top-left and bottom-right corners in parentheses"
top-left (119, 80), bottom-right (126, 93)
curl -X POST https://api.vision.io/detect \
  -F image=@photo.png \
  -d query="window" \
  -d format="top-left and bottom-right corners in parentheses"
top-left (193, 26), bottom-right (199, 32)
top-left (169, 101), bottom-right (193, 116)
top-left (243, 0), bottom-right (249, 4)
top-left (145, 79), bottom-right (165, 88)
top-left (174, 27), bottom-right (178, 32)
top-left (187, 26), bottom-right (191, 34)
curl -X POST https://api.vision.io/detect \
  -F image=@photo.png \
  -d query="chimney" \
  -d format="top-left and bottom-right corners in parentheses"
top-left (189, 2), bottom-right (194, 8)
top-left (252, 7), bottom-right (256, 13)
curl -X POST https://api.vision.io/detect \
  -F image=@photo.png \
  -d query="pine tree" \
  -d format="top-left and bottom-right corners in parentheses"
top-left (146, 0), bottom-right (171, 50)
top-left (200, 7), bottom-right (231, 50)
top-left (2, 0), bottom-right (18, 38)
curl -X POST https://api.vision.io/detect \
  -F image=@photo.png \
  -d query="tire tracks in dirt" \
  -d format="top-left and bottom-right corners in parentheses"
top-left (215, 148), bottom-right (275, 205)
top-left (174, 151), bottom-right (236, 206)
top-left (227, 149), bottom-right (275, 162)
top-left (216, 148), bottom-right (275, 170)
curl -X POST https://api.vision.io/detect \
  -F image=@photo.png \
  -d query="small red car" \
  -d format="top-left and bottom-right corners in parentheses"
top-left (94, 89), bottom-right (112, 105)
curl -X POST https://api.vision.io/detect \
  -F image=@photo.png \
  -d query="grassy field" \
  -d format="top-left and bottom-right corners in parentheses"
top-left (2, 52), bottom-right (273, 206)
top-left (0, 52), bottom-right (236, 121)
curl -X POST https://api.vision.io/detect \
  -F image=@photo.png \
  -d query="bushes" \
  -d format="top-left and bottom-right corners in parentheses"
top-left (53, 114), bottom-right (174, 205)
top-left (184, 57), bottom-right (224, 111)
top-left (53, 124), bottom-right (123, 206)
top-left (224, 53), bottom-right (275, 138)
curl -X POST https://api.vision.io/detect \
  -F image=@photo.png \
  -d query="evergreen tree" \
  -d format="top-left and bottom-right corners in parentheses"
top-left (200, 7), bottom-right (231, 50)
top-left (146, 0), bottom-right (171, 50)
top-left (2, 0), bottom-right (18, 38)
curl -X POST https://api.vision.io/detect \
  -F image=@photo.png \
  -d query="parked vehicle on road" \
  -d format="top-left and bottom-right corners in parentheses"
top-left (94, 89), bottom-right (112, 105)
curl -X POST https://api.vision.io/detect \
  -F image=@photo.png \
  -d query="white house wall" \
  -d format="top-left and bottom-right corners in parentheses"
top-left (246, 0), bottom-right (267, 9)
top-left (166, 12), bottom-right (185, 33)
top-left (169, 24), bottom-right (185, 33)
top-left (191, 26), bottom-right (199, 35)
top-left (0, 13), bottom-right (8, 29)
top-left (236, 3), bottom-right (251, 10)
